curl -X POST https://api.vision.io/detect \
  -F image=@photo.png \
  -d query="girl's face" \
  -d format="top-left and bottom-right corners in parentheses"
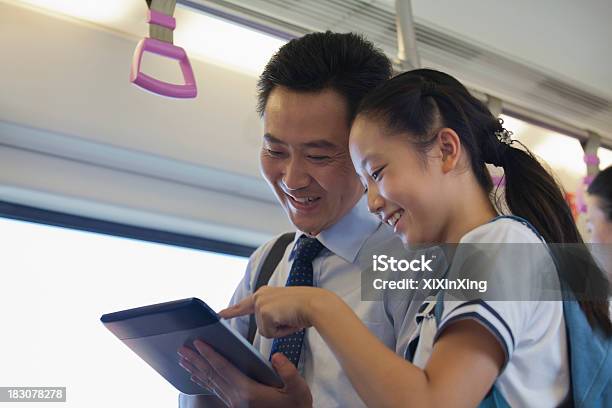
top-left (349, 116), bottom-right (448, 245)
top-left (586, 194), bottom-right (612, 244)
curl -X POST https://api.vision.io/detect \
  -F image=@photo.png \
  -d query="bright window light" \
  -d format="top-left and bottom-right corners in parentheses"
top-left (0, 217), bottom-right (247, 407)
top-left (503, 114), bottom-right (586, 190)
top-left (598, 147), bottom-right (612, 170)
top-left (499, 114), bottom-right (527, 136)
top-left (13, 0), bottom-right (288, 77)
top-left (174, 7), bottom-right (287, 76)
top-left (527, 131), bottom-right (586, 179)
top-left (14, 0), bottom-right (137, 24)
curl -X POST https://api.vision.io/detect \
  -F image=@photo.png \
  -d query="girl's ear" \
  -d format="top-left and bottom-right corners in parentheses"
top-left (437, 128), bottom-right (461, 173)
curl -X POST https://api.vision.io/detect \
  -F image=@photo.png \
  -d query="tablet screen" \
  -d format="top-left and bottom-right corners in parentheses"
top-left (101, 298), bottom-right (283, 394)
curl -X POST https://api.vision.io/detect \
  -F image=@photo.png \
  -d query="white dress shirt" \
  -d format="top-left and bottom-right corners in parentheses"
top-left (180, 196), bottom-right (420, 408)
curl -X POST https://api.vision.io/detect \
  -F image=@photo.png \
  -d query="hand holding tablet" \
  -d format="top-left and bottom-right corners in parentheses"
top-left (101, 297), bottom-right (283, 395)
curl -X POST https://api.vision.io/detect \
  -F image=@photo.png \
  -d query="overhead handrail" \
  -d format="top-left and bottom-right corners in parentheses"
top-left (130, 0), bottom-right (197, 98)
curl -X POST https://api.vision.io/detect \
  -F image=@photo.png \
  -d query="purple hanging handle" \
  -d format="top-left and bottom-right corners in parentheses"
top-left (130, 10), bottom-right (197, 98)
top-left (583, 153), bottom-right (600, 166)
top-left (582, 153), bottom-right (599, 187)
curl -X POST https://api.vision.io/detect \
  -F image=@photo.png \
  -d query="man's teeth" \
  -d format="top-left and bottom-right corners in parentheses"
top-left (293, 196), bottom-right (319, 203)
top-left (388, 211), bottom-right (403, 227)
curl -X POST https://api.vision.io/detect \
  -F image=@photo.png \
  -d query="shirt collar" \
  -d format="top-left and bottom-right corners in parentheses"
top-left (291, 195), bottom-right (381, 263)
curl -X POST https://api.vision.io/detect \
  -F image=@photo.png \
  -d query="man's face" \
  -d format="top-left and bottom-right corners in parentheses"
top-left (260, 87), bottom-right (364, 236)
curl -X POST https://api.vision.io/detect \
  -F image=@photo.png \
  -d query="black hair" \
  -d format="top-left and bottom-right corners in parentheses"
top-left (587, 166), bottom-right (612, 221)
top-left (357, 68), bottom-right (611, 335)
top-left (257, 31), bottom-right (392, 122)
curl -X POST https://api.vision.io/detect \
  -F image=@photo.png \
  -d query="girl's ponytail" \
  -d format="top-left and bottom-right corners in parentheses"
top-left (480, 123), bottom-right (576, 244)
top-left (500, 144), bottom-right (611, 334)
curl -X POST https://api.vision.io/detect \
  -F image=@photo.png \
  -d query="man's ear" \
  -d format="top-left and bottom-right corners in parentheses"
top-left (437, 128), bottom-right (461, 173)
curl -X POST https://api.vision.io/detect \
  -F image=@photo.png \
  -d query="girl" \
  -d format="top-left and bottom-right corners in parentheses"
top-left (221, 69), bottom-right (611, 407)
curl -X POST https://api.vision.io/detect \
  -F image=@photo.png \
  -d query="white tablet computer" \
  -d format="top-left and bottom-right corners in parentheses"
top-left (101, 298), bottom-right (283, 395)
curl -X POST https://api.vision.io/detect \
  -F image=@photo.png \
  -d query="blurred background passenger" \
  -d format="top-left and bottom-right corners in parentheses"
top-left (586, 166), bottom-right (612, 282)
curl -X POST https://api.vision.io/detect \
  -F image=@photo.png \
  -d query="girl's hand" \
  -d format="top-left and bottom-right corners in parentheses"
top-left (219, 286), bottom-right (331, 338)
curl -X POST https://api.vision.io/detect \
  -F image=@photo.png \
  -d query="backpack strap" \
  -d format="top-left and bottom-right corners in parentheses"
top-left (562, 293), bottom-right (611, 407)
top-left (247, 232), bottom-right (296, 344)
top-left (433, 290), bottom-right (445, 324)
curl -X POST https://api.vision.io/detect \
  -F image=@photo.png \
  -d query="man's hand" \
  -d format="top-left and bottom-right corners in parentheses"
top-left (177, 340), bottom-right (312, 408)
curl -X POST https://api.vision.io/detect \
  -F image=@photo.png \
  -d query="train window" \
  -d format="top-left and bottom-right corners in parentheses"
top-left (0, 216), bottom-right (248, 407)
top-left (501, 114), bottom-right (586, 191)
top-left (501, 114), bottom-right (612, 183)
top-left (598, 147), bottom-right (612, 169)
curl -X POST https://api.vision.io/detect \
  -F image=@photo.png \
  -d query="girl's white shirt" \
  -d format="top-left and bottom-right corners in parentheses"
top-left (407, 218), bottom-right (569, 408)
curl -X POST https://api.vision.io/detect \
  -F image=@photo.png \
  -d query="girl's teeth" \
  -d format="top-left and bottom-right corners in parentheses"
top-left (388, 211), bottom-right (403, 226)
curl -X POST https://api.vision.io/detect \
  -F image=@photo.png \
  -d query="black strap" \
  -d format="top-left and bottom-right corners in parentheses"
top-left (247, 232), bottom-right (296, 344)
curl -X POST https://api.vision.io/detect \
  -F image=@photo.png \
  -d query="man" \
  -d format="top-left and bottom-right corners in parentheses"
top-left (178, 31), bottom-right (416, 407)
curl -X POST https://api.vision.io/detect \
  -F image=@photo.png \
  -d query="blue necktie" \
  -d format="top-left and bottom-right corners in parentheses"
top-left (269, 235), bottom-right (324, 367)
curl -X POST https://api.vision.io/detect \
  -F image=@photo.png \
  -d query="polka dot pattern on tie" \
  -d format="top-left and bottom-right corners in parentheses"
top-left (269, 235), bottom-right (325, 367)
